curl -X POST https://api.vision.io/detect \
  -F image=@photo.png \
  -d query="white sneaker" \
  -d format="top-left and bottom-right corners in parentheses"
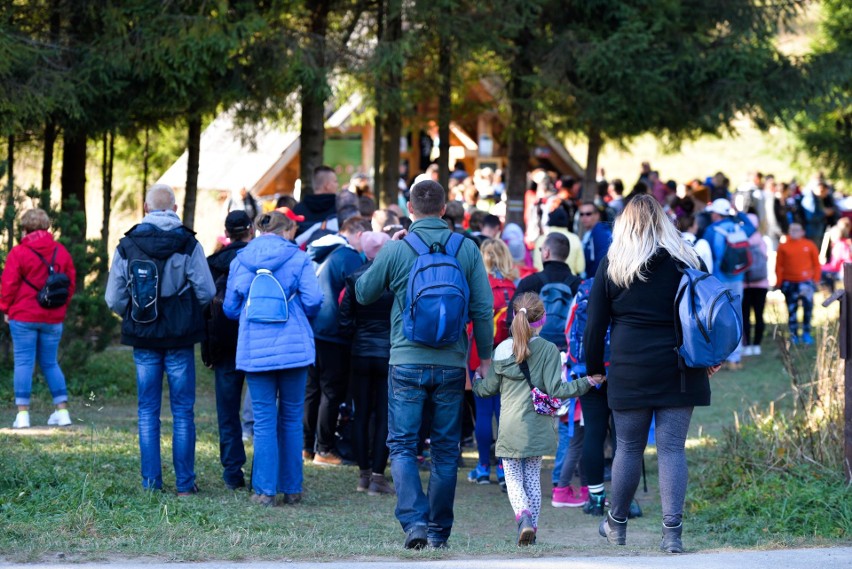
top-left (753, 345), bottom-right (761, 356)
top-left (742, 346), bottom-right (753, 357)
top-left (47, 409), bottom-right (72, 427)
top-left (12, 411), bottom-right (30, 429)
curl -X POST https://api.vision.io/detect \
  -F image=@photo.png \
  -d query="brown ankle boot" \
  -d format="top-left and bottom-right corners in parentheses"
top-left (357, 469), bottom-right (370, 492)
top-left (367, 473), bottom-right (395, 496)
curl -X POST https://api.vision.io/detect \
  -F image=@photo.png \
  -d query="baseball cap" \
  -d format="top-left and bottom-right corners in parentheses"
top-left (225, 210), bottom-right (252, 233)
top-left (706, 198), bottom-right (733, 216)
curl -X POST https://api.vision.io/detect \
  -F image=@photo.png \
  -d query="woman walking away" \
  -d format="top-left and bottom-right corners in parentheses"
top-left (1, 208), bottom-right (76, 428)
top-left (473, 292), bottom-right (598, 546)
top-left (742, 214), bottom-right (769, 356)
top-left (224, 211), bottom-right (323, 506)
top-left (339, 231), bottom-right (395, 496)
top-left (585, 194), bottom-right (719, 553)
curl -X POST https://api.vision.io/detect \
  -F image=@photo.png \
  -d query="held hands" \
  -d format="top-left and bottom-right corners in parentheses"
top-left (587, 374), bottom-right (606, 387)
top-left (477, 359), bottom-right (491, 381)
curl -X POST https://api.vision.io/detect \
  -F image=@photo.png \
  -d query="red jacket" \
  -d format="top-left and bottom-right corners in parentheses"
top-left (0, 230), bottom-right (77, 323)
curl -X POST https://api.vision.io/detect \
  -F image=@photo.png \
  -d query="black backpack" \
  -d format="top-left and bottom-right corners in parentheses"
top-left (23, 247), bottom-right (71, 309)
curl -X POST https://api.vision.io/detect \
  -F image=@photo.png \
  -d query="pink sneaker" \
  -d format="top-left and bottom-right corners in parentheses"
top-left (578, 486), bottom-right (590, 503)
top-left (552, 485), bottom-right (585, 508)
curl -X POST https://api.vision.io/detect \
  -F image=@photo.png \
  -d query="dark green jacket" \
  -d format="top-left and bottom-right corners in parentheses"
top-left (355, 217), bottom-right (494, 369)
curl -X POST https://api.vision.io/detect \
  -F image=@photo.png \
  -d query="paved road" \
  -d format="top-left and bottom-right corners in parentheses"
top-left (3, 547), bottom-right (851, 569)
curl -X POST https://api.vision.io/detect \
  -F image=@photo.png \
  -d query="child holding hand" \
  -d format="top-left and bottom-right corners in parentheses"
top-left (473, 292), bottom-right (602, 546)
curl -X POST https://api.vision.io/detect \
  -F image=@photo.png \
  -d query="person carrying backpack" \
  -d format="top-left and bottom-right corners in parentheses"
top-left (584, 195), bottom-right (719, 553)
top-left (105, 185), bottom-right (216, 496)
top-left (701, 198), bottom-right (756, 370)
top-left (1, 208), bottom-right (76, 430)
top-left (355, 180), bottom-right (494, 550)
top-left (224, 211), bottom-right (323, 506)
top-left (742, 214), bottom-right (770, 356)
top-left (466, 238), bottom-right (518, 486)
top-left (203, 210), bottom-right (253, 491)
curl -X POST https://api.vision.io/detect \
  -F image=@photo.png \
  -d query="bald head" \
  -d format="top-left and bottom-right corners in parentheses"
top-left (145, 184), bottom-right (177, 212)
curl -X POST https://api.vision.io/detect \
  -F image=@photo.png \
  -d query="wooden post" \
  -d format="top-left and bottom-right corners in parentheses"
top-left (823, 262), bottom-right (852, 482)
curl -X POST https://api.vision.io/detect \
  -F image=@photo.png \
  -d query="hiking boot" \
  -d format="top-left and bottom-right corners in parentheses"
top-left (599, 512), bottom-right (627, 545)
top-left (12, 410), bottom-right (30, 429)
top-left (250, 493), bottom-right (274, 507)
top-left (282, 493), bottom-right (301, 505)
top-left (496, 462), bottom-right (506, 488)
top-left (660, 522), bottom-right (684, 553)
top-left (583, 491), bottom-right (606, 516)
top-left (357, 469), bottom-right (371, 492)
top-left (302, 449), bottom-right (315, 462)
top-left (404, 525), bottom-right (427, 549)
top-left (428, 539), bottom-right (449, 549)
top-left (802, 332), bottom-right (815, 345)
top-left (47, 409), bottom-right (72, 427)
top-left (516, 511), bottom-right (536, 546)
top-left (467, 464), bottom-right (490, 484)
top-left (225, 478), bottom-right (246, 491)
top-left (313, 451), bottom-right (346, 466)
top-left (552, 486), bottom-right (585, 508)
top-left (368, 473), bottom-right (395, 496)
top-left (628, 498), bottom-right (643, 519)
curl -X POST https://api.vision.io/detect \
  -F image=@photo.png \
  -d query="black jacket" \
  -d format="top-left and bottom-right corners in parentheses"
top-left (338, 261), bottom-right (392, 359)
top-left (294, 194), bottom-right (337, 237)
top-left (203, 240), bottom-right (249, 365)
top-left (508, 261), bottom-right (582, 328)
top-left (584, 250), bottom-right (710, 410)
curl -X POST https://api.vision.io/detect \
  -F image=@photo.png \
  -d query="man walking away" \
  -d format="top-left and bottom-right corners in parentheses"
top-left (105, 184), bottom-right (215, 496)
top-left (356, 180), bottom-right (493, 549)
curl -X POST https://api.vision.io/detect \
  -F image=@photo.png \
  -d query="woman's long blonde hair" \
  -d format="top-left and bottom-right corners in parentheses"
top-left (607, 194), bottom-right (700, 288)
top-left (480, 238), bottom-right (519, 280)
top-left (510, 292), bottom-right (545, 363)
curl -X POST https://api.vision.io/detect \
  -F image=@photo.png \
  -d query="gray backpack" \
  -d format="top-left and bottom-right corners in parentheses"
top-left (745, 239), bottom-right (767, 283)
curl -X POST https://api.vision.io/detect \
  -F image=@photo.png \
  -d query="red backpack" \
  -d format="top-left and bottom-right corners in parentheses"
top-left (468, 274), bottom-right (517, 370)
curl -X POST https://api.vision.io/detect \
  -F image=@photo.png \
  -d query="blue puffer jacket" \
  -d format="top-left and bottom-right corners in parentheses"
top-left (223, 234), bottom-right (323, 372)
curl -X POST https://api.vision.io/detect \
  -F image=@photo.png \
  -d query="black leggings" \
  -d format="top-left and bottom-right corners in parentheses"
top-left (579, 384), bottom-right (611, 488)
top-left (742, 287), bottom-right (768, 346)
top-left (351, 356), bottom-right (390, 473)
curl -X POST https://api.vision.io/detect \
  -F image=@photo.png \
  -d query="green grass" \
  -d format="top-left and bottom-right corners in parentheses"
top-left (0, 295), bottom-right (849, 561)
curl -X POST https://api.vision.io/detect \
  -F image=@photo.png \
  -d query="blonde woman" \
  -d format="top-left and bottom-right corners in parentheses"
top-left (467, 239), bottom-right (518, 485)
top-left (584, 194), bottom-right (720, 553)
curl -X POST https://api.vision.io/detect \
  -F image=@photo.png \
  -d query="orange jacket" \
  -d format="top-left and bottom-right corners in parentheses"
top-left (775, 237), bottom-right (820, 284)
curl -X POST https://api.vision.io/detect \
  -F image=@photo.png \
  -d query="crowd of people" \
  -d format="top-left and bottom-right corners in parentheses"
top-left (2, 159), bottom-right (849, 553)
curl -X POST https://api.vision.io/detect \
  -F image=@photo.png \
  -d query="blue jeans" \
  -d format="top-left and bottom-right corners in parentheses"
top-left (387, 364), bottom-right (465, 542)
top-left (246, 367), bottom-right (307, 496)
top-left (134, 347), bottom-right (196, 492)
top-left (472, 388), bottom-right (500, 467)
top-left (552, 418), bottom-right (572, 486)
top-left (214, 357), bottom-right (247, 487)
top-left (9, 321), bottom-right (67, 406)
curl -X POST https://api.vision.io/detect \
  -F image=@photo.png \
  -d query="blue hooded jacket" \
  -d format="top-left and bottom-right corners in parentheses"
top-left (224, 234), bottom-right (323, 372)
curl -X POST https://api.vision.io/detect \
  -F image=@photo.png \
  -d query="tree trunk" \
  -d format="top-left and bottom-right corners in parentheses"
top-left (142, 126), bottom-right (149, 216)
top-left (582, 127), bottom-right (602, 203)
top-left (438, 29), bottom-right (451, 193)
top-left (101, 131), bottom-right (114, 246)
top-left (299, 0), bottom-right (331, 197)
top-left (60, 130), bottom-right (87, 239)
top-left (42, 121), bottom-right (57, 195)
top-left (505, 27), bottom-right (534, 228)
top-left (372, 0), bottom-right (384, 202)
top-left (183, 116), bottom-right (202, 230)
top-left (5, 135), bottom-right (14, 246)
top-left (379, 0), bottom-right (402, 208)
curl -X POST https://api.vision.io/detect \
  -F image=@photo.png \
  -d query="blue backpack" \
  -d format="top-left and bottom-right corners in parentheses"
top-left (402, 232), bottom-right (470, 348)
top-left (674, 267), bottom-right (742, 372)
top-left (538, 276), bottom-right (575, 351)
top-left (246, 269), bottom-right (292, 323)
top-left (565, 278), bottom-right (611, 376)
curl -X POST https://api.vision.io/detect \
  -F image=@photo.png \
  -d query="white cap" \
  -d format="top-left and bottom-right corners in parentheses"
top-left (707, 198), bottom-right (733, 216)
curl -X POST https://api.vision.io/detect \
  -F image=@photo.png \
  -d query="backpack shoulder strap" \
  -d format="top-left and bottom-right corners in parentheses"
top-left (444, 232), bottom-right (464, 257)
top-left (403, 232), bottom-right (430, 256)
top-left (519, 359), bottom-right (535, 390)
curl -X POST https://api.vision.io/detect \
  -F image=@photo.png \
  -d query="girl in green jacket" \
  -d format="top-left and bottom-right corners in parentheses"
top-left (473, 292), bottom-right (603, 546)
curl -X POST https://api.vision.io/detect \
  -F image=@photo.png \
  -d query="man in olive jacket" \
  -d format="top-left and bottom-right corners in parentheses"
top-left (356, 180), bottom-right (493, 550)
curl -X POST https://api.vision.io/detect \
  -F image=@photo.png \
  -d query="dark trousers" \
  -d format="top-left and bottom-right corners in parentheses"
top-left (304, 339), bottom-right (351, 454)
top-left (214, 357), bottom-right (247, 487)
top-left (579, 384), bottom-right (612, 488)
top-left (742, 287), bottom-right (768, 346)
top-left (351, 356), bottom-right (390, 473)
top-left (782, 281), bottom-right (815, 336)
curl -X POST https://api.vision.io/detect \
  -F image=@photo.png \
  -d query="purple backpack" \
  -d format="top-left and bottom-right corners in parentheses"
top-left (519, 360), bottom-right (562, 416)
